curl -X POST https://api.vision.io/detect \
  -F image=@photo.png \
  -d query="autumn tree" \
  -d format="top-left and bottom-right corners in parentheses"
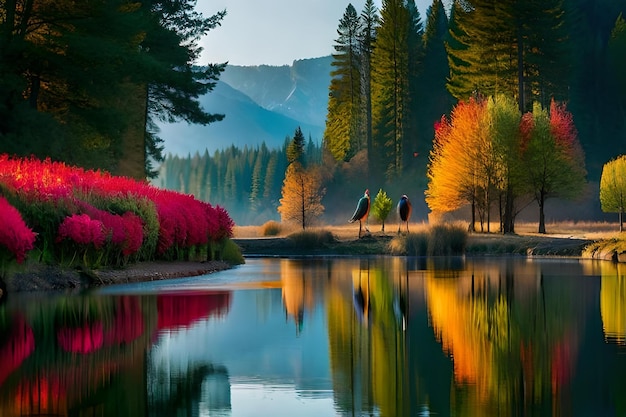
top-left (600, 155), bottom-right (626, 231)
top-left (371, 189), bottom-right (393, 232)
top-left (487, 95), bottom-right (524, 233)
top-left (425, 98), bottom-right (488, 231)
top-left (278, 162), bottom-right (326, 230)
top-left (520, 100), bottom-right (586, 233)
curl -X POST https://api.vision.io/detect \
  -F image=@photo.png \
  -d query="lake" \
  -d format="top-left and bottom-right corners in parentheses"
top-left (1, 256), bottom-right (625, 416)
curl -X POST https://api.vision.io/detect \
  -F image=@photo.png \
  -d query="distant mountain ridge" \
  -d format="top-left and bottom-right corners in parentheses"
top-left (157, 56), bottom-right (332, 156)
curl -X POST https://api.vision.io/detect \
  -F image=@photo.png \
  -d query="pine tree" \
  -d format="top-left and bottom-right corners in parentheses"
top-left (418, 0), bottom-right (454, 174)
top-left (324, 4), bottom-right (363, 162)
top-left (371, 189), bottom-right (393, 232)
top-left (371, 0), bottom-right (411, 180)
top-left (287, 127), bottom-right (306, 164)
top-left (359, 0), bottom-right (379, 172)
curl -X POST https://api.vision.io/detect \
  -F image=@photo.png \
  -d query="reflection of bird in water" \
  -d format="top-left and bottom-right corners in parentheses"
top-left (349, 189), bottom-right (370, 238)
top-left (397, 194), bottom-right (412, 233)
top-left (353, 285), bottom-right (371, 325)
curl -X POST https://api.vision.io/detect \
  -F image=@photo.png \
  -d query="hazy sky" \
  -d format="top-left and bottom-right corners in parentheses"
top-left (197, 0), bottom-right (434, 67)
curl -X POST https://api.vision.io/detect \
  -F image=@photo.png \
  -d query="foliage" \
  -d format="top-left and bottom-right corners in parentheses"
top-left (600, 155), bottom-right (626, 231)
top-left (446, 0), bottom-right (570, 110)
top-left (278, 163), bottom-right (326, 230)
top-left (0, 154), bottom-right (238, 269)
top-left (0, 0), bottom-right (226, 178)
top-left (324, 3), bottom-right (363, 162)
top-left (427, 95), bottom-right (585, 234)
top-left (521, 100), bottom-right (587, 233)
top-left (0, 196), bottom-right (37, 265)
top-left (371, 189), bottom-right (393, 232)
top-left (287, 127), bottom-right (306, 165)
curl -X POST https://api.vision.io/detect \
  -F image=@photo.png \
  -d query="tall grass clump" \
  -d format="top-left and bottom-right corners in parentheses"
top-left (261, 220), bottom-right (282, 236)
top-left (388, 232), bottom-right (429, 256)
top-left (287, 229), bottom-right (335, 249)
top-left (388, 223), bottom-right (467, 256)
top-left (428, 223), bottom-right (467, 255)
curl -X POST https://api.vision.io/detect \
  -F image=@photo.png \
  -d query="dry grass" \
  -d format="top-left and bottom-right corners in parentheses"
top-left (235, 220), bottom-right (622, 241)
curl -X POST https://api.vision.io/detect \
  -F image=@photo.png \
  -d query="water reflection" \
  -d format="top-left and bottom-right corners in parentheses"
top-left (2, 257), bottom-right (626, 416)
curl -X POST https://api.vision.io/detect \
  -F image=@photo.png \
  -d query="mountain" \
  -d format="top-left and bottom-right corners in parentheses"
top-left (157, 56), bottom-right (332, 156)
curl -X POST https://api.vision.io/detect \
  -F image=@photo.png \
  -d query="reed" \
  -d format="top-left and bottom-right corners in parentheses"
top-left (287, 229), bottom-right (336, 249)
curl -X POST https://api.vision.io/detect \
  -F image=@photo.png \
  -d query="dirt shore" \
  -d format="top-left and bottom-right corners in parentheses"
top-left (4, 260), bottom-right (231, 294)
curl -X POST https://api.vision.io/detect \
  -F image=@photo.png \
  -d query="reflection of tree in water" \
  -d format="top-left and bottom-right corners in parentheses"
top-left (426, 260), bottom-right (590, 416)
top-left (148, 362), bottom-right (230, 417)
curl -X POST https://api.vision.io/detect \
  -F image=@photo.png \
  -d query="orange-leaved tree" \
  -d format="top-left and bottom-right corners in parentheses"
top-left (425, 97), bottom-right (488, 231)
top-left (278, 162), bottom-right (326, 230)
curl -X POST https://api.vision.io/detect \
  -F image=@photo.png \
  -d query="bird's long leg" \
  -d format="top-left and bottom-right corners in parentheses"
top-left (358, 220), bottom-right (362, 238)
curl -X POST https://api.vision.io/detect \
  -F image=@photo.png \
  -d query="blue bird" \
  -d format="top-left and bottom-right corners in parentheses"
top-left (397, 194), bottom-right (412, 233)
top-left (349, 189), bottom-right (370, 238)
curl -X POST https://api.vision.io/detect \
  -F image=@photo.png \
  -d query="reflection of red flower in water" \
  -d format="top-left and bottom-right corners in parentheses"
top-left (15, 375), bottom-right (66, 413)
top-left (551, 333), bottom-right (578, 395)
top-left (104, 296), bottom-right (144, 346)
top-left (57, 322), bottom-right (103, 354)
top-left (157, 292), bottom-right (231, 331)
top-left (0, 314), bottom-right (35, 386)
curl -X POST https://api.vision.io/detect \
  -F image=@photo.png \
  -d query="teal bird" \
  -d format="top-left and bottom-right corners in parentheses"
top-left (349, 189), bottom-right (370, 238)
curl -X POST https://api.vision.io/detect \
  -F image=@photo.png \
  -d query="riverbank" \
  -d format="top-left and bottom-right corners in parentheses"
top-left (3, 222), bottom-right (619, 295)
top-left (4, 260), bottom-right (231, 294)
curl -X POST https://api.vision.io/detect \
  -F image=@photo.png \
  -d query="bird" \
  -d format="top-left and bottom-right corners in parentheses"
top-left (349, 189), bottom-right (370, 238)
top-left (397, 194), bottom-right (412, 233)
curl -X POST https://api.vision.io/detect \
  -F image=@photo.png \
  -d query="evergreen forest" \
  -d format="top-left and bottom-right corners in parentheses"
top-left (157, 0), bottom-right (626, 226)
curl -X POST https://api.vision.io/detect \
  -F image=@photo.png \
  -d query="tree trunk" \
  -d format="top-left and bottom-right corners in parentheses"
top-left (538, 189), bottom-right (546, 234)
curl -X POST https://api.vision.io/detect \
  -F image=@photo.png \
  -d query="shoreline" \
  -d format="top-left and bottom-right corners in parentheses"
top-left (0, 231), bottom-right (609, 295)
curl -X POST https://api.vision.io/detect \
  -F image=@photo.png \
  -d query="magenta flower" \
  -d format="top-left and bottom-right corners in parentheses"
top-left (0, 196), bottom-right (37, 263)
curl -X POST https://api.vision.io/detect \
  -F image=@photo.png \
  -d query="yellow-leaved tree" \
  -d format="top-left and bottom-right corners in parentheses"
top-left (278, 162), bottom-right (326, 229)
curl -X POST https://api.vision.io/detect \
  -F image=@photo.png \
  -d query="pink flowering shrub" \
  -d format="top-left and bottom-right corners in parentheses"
top-left (0, 196), bottom-right (37, 263)
top-left (0, 154), bottom-right (237, 267)
top-left (57, 214), bottom-right (106, 248)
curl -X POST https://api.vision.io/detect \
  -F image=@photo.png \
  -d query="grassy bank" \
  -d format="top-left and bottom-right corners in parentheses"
top-left (233, 221), bottom-right (610, 257)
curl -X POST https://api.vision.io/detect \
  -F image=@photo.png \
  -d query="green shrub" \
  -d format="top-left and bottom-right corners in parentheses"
top-left (220, 239), bottom-right (245, 265)
top-left (261, 220), bottom-right (282, 236)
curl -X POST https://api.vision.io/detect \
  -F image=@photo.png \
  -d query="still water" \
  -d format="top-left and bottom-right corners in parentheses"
top-left (1, 256), bottom-right (626, 416)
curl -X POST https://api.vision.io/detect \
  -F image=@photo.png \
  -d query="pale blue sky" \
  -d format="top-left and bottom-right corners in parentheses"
top-left (197, 0), bottom-right (434, 66)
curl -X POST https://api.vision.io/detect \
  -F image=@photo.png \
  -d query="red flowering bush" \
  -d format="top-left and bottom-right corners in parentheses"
top-left (0, 196), bottom-right (37, 263)
top-left (0, 154), bottom-right (237, 267)
top-left (57, 214), bottom-right (106, 248)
